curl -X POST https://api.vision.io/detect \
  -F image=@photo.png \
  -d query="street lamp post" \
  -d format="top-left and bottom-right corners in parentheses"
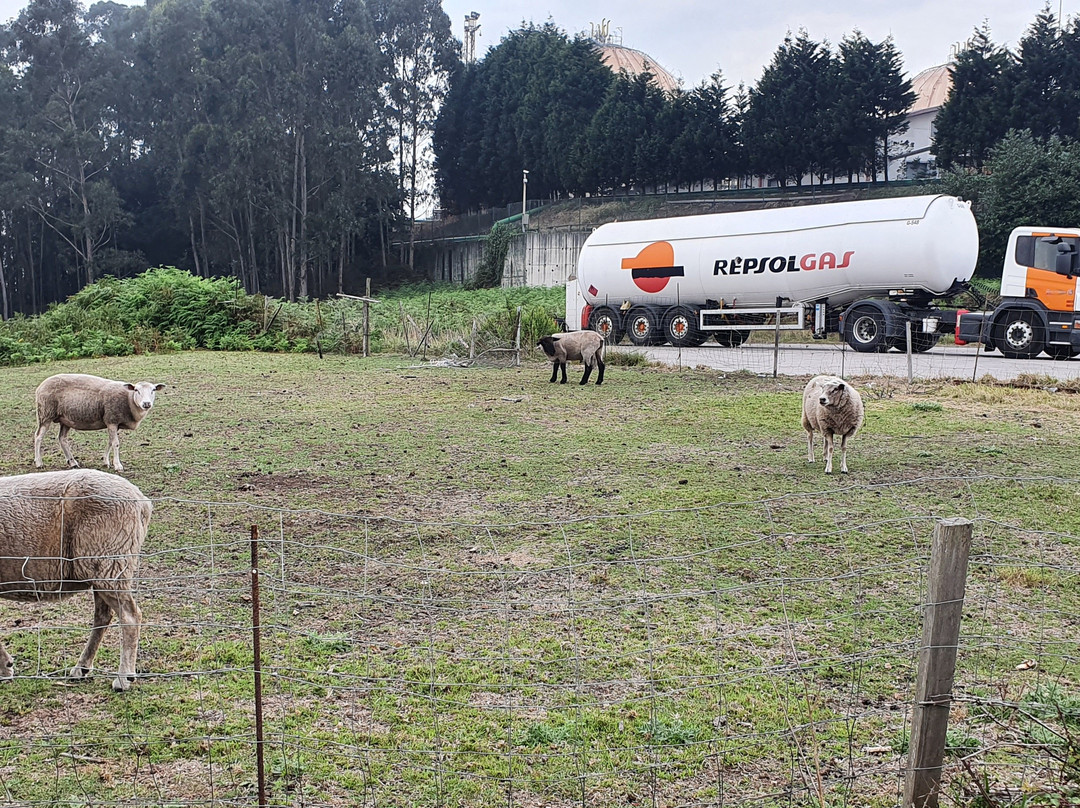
top-left (521, 169), bottom-right (529, 233)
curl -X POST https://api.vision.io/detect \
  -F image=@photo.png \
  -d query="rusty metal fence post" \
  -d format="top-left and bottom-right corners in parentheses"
top-left (251, 525), bottom-right (267, 807)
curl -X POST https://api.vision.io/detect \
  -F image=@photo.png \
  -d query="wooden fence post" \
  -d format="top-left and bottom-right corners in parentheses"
top-left (363, 277), bottom-right (371, 358)
top-left (904, 517), bottom-right (973, 808)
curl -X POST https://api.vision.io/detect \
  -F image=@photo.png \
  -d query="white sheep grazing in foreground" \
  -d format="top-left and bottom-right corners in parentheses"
top-left (34, 374), bottom-right (165, 472)
top-left (802, 374), bottom-right (864, 474)
top-left (538, 331), bottom-right (606, 385)
top-left (0, 469), bottom-right (152, 691)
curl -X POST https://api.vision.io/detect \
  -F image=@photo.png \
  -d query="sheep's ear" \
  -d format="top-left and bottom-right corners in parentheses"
top-left (124, 383), bottom-right (136, 391)
top-left (153, 384), bottom-right (165, 391)
top-left (836, 383), bottom-right (845, 392)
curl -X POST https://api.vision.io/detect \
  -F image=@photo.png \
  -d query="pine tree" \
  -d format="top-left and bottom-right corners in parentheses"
top-left (933, 22), bottom-right (1015, 169)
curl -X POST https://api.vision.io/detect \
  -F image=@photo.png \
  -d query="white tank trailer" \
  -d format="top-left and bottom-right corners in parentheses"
top-left (567, 194), bottom-right (979, 352)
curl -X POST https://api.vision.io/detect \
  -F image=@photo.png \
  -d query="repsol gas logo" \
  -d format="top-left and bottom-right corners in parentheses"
top-left (713, 251), bottom-right (855, 275)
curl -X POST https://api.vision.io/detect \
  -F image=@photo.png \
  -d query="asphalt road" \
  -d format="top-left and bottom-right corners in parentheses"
top-left (622, 341), bottom-right (1080, 382)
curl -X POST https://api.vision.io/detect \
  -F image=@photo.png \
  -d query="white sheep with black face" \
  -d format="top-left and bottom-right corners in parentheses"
top-left (537, 331), bottom-right (606, 385)
top-left (34, 374), bottom-right (165, 472)
top-left (802, 374), bottom-right (864, 474)
top-left (0, 469), bottom-right (152, 691)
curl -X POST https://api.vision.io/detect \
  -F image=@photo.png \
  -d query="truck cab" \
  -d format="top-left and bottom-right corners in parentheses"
top-left (960, 227), bottom-right (1080, 358)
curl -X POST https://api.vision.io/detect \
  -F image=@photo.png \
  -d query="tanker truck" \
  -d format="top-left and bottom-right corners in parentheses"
top-left (566, 194), bottom-right (1080, 357)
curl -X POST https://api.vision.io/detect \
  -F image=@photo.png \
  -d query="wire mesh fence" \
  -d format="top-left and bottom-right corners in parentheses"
top-left (1, 477), bottom-right (1077, 807)
top-left (612, 332), bottom-right (1080, 385)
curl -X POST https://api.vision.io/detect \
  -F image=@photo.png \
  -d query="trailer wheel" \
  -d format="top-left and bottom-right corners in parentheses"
top-left (846, 307), bottom-right (887, 352)
top-left (589, 306), bottom-right (624, 344)
top-left (994, 310), bottom-right (1044, 359)
top-left (714, 330), bottom-right (750, 347)
top-left (626, 307), bottom-right (660, 346)
top-left (663, 306), bottom-right (704, 347)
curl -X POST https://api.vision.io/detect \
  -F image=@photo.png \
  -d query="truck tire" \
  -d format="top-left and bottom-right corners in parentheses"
top-left (994, 310), bottom-right (1044, 359)
top-left (589, 306), bottom-right (624, 344)
top-left (625, 307), bottom-right (660, 346)
top-left (714, 330), bottom-right (750, 347)
top-left (845, 306), bottom-right (888, 352)
top-left (663, 306), bottom-right (705, 347)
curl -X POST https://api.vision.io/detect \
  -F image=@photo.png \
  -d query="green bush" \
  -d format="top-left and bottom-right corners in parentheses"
top-left (0, 268), bottom-right (566, 367)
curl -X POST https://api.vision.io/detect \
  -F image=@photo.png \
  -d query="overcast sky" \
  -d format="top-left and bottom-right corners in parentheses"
top-left (0, 0), bottom-right (1071, 87)
top-left (441, 0), bottom-right (1069, 87)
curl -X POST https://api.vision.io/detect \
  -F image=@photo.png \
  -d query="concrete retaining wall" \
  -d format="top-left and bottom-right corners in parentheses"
top-left (414, 228), bottom-right (592, 289)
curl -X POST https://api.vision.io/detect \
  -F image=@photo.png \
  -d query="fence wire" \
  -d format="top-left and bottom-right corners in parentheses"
top-left (0, 477), bottom-right (1077, 807)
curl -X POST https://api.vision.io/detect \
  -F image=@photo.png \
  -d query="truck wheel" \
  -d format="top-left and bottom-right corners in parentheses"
top-left (589, 306), bottom-right (624, 344)
top-left (625, 307), bottom-right (660, 346)
top-left (663, 306), bottom-right (704, 347)
top-left (714, 330), bottom-right (750, 347)
top-left (994, 310), bottom-right (1044, 359)
top-left (846, 307), bottom-right (887, 352)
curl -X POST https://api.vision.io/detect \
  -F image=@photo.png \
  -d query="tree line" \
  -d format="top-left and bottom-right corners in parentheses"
top-left (0, 0), bottom-right (456, 318)
top-left (433, 23), bottom-right (914, 212)
top-left (3, 2), bottom-right (1080, 319)
top-left (434, 9), bottom-right (1080, 217)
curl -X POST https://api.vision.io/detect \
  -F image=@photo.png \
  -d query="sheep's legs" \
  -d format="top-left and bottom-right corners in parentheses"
top-left (0, 641), bottom-right (12, 680)
top-left (112, 595), bottom-right (142, 691)
top-left (80, 589), bottom-right (141, 691)
top-left (823, 433), bottom-right (834, 474)
top-left (558, 362), bottom-right (567, 384)
top-left (580, 362), bottom-right (593, 385)
top-left (805, 429), bottom-right (815, 463)
top-left (595, 359), bottom-right (605, 385)
top-left (839, 434), bottom-right (849, 474)
top-left (58, 425), bottom-right (80, 468)
top-left (33, 422), bottom-right (49, 468)
top-left (102, 425), bottom-right (123, 470)
top-left (70, 591), bottom-right (114, 680)
top-left (105, 424), bottom-right (124, 471)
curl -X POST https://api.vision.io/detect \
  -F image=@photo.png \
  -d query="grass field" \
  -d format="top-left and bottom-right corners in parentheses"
top-left (0, 350), bottom-right (1077, 807)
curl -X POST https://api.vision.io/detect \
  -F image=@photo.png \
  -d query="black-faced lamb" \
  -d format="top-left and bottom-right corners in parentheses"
top-left (538, 331), bottom-right (606, 385)
top-left (801, 374), bottom-right (864, 474)
top-left (34, 373), bottom-right (165, 472)
top-left (0, 469), bottom-right (152, 691)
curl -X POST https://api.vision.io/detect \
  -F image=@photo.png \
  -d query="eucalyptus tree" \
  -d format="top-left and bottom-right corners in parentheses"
top-left (139, 0), bottom-right (388, 299)
top-left (933, 22), bottom-right (1015, 169)
top-left (370, 0), bottom-right (457, 267)
top-left (7, 0), bottom-right (133, 291)
top-left (0, 58), bottom-right (20, 318)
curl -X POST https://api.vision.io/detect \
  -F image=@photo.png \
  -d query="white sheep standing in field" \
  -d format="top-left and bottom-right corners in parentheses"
top-left (538, 331), bottom-right (606, 385)
top-left (0, 469), bottom-right (152, 691)
top-left (802, 374), bottom-right (864, 474)
top-left (34, 374), bottom-right (165, 472)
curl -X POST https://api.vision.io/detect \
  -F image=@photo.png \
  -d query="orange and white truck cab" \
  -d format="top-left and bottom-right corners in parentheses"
top-left (958, 227), bottom-right (1080, 359)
